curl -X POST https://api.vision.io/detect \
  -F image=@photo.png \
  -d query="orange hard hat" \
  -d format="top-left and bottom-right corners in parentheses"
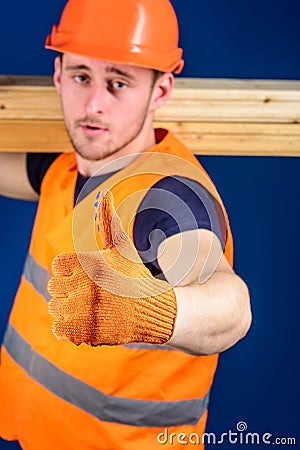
top-left (45, 0), bottom-right (184, 74)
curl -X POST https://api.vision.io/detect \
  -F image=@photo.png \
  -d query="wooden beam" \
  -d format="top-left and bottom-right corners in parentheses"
top-left (1, 76), bottom-right (300, 156)
top-left (1, 119), bottom-right (299, 156)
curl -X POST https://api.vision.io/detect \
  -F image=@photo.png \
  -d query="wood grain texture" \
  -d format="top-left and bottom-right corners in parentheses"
top-left (1, 76), bottom-right (300, 155)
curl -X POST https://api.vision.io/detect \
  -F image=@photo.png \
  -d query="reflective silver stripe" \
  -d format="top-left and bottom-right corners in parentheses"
top-left (124, 343), bottom-right (176, 351)
top-left (3, 324), bottom-right (210, 427)
top-left (23, 253), bottom-right (51, 302)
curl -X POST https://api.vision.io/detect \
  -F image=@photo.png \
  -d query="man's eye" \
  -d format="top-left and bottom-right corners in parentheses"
top-left (109, 81), bottom-right (127, 90)
top-left (74, 75), bottom-right (88, 84)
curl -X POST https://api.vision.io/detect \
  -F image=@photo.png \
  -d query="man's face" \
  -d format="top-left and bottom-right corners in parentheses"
top-left (53, 54), bottom-right (168, 165)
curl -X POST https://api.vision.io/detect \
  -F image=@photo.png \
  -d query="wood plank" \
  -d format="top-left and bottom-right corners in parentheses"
top-left (1, 82), bottom-right (300, 123)
top-left (0, 120), bottom-right (73, 153)
top-left (1, 77), bottom-right (300, 156)
top-left (1, 119), bottom-right (299, 156)
top-left (0, 75), bottom-right (53, 86)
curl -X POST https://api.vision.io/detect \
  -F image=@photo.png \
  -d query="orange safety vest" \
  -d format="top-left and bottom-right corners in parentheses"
top-left (0, 130), bottom-right (233, 450)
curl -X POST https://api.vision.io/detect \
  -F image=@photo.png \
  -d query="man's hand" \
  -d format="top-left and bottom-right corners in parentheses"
top-left (47, 191), bottom-right (177, 346)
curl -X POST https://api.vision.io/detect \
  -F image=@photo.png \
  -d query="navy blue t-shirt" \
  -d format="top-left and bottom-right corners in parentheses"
top-left (27, 153), bottom-right (226, 275)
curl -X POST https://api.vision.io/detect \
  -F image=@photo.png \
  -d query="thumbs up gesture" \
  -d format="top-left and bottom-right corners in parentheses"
top-left (48, 191), bottom-right (177, 346)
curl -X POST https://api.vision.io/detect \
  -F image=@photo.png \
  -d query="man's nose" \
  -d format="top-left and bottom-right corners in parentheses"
top-left (85, 85), bottom-right (110, 115)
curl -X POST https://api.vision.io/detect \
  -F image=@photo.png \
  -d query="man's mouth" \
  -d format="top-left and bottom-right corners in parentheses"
top-left (80, 124), bottom-right (108, 137)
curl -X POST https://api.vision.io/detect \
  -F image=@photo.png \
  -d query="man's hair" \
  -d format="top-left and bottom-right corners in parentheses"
top-left (152, 70), bottom-right (164, 86)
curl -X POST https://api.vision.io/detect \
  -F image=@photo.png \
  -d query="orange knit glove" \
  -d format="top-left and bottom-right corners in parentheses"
top-left (48, 191), bottom-right (177, 346)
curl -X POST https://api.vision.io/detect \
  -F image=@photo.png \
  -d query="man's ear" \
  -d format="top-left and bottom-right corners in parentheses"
top-left (53, 56), bottom-right (62, 95)
top-left (149, 73), bottom-right (174, 113)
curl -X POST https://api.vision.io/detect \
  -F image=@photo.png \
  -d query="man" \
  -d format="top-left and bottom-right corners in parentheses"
top-left (0, 0), bottom-right (251, 448)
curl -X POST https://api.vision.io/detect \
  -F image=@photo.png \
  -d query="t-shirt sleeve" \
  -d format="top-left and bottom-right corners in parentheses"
top-left (26, 153), bottom-right (61, 194)
top-left (133, 176), bottom-right (227, 276)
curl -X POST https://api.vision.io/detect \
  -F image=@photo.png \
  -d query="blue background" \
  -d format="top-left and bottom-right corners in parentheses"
top-left (1, 0), bottom-right (300, 448)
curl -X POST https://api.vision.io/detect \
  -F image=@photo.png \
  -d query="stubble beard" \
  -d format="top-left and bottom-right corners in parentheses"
top-left (64, 94), bottom-right (153, 163)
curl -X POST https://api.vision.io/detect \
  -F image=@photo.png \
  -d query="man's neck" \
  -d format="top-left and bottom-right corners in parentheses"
top-left (76, 128), bottom-right (156, 177)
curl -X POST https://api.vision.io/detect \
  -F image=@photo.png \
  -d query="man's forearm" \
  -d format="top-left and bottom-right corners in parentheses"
top-left (0, 153), bottom-right (39, 200)
top-left (168, 271), bottom-right (251, 356)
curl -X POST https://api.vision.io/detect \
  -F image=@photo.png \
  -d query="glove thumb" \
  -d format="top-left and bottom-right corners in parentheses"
top-left (95, 190), bottom-right (140, 263)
